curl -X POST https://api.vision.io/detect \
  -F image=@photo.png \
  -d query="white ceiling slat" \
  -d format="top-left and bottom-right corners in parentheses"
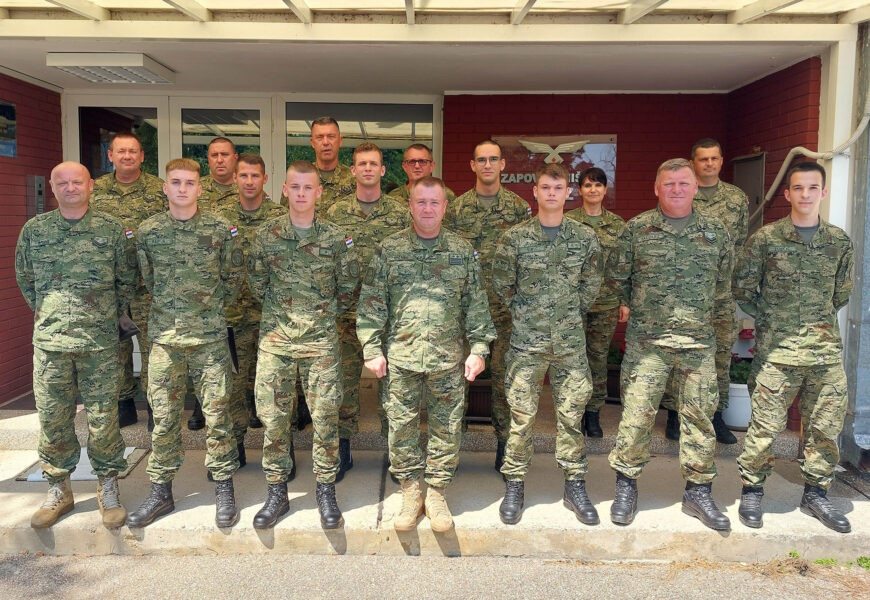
top-left (839, 3), bottom-right (870, 24)
top-left (727, 0), bottom-right (803, 25)
top-left (511, 0), bottom-right (537, 25)
top-left (45, 0), bottom-right (110, 21)
top-left (617, 0), bottom-right (669, 25)
top-left (405, 0), bottom-right (414, 25)
top-left (0, 9), bottom-right (8, 20)
top-left (163, 1), bottom-right (212, 23)
top-left (282, 0), bottom-right (312, 25)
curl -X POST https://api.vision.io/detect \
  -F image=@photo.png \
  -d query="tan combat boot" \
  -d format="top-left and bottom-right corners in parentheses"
top-left (425, 485), bottom-right (454, 533)
top-left (394, 480), bottom-right (423, 532)
top-left (97, 475), bottom-right (127, 528)
top-left (31, 477), bottom-right (74, 529)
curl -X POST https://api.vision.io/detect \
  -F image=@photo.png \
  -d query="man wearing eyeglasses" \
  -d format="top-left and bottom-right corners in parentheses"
top-left (447, 139), bottom-right (531, 473)
top-left (388, 144), bottom-right (456, 205)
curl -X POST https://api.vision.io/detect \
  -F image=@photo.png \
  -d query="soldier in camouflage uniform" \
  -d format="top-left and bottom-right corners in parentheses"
top-left (16, 161), bottom-right (136, 530)
top-left (446, 139), bottom-right (531, 472)
top-left (90, 132), bottom-right (167, 429)
top-left (324, 142), bottom-right (412, 480)
top-left (213, 154), bottom-right (284, 474)
top-left (608, 159), bottom-right (733, 531)
top-left (387, 143), bottom-right (456, 206)
top-left (662, 139), bottom-right (749, 444)
top-left (358, 176), bottom-right (496, 533)
top-left (247, 160), bottom-right (358, 530)
top-left (565, 167), bottom-right (628, 439)
top-left (127, 159), bottom-right (244, 530)
top-left (188, 137), bottom-right (240, 430)
top-left (492, 163), bottom-right (602, 526)
top-left (734, 162), bottom-right (853, 533)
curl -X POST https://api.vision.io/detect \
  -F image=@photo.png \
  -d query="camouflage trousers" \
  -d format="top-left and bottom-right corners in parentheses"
top-left (146, 340), bottom-right (238, 483)
top-left (662, 305), bottom-right (736, 412)
top-left (33, 347), bottom-right (127, 484)
top-left (119, 293), bottom-right (151, 401)
top-left (385, 363), bottom-right (465, 488)
top-left (609, 342), bottom-right (719, 484)
top-left (738, 361), bottom-right (847, 490)
top-left (256, 349), bottom-right (342, 484)
top-left (583, 307), bottom-right (619, 413)
top-left (489, 318), bottom-right (512, 442)
top-left (501, 349), bottom-right (593, 481)
top-left (337, 318), bottom-right (388, 439)
top-left (227, 324), bottom-right (258, 445)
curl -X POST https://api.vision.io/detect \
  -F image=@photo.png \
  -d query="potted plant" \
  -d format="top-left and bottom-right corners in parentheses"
top-left (723, 354), bottom-right (753, 430)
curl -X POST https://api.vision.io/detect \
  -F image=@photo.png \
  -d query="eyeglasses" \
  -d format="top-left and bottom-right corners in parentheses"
top-left (475, 156), bottom-right (501, 165)
top-left (403, 159), bottom-right (433, 167)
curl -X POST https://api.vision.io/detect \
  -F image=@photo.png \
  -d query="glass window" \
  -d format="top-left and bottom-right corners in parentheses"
top-left (181, 108), bottom-right (261, 176)
top-left (79, 106), bottom-right (158, 179)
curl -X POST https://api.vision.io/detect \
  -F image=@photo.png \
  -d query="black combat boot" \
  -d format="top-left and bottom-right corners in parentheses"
top-left (288, 441), bottom-right (297, 482)
top-left (738, 486), bottom-right (764, 529)
top-left (248, 396), bottom-right (263, 429)
top-left (564, 479), bottom-right (599, 525)
top-left (187, 398), bottom-right (205, 430)
top-left (215, 478), bottom-right (240, 528)
top-left (499, 480), bottom-right (524, 525)
top-left (610, 472), bottom-right (638, 525)
top-left (800, 484), bottom-right (851, 533)
top-left (118, 398), bottom-right (138, 428)
top-left (253, 482), bottom-right (290, 529)
top-left (583, 410), bottom-right (603, 438)
top-left (335, 438), bottom-right (353, 483)
top-left (712, 411), bottom-right (737, 444)
top-left (682, 481), bottom-right (730, 531)
top-left (315, 482), bottom-right (343, 529)
top-left (127, 481), bottom-right (174, 528)
top-left (665, 409), bottom-right (680, 440)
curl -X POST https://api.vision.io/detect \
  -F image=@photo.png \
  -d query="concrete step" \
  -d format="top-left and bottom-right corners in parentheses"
top-left (2, 450), bottom-right (866, 561)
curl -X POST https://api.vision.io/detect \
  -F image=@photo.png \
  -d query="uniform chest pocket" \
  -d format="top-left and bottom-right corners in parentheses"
top-left (517, 251), bottom-right (548, 296)
top-left (309, 260), bottom-right (336, 298)
top-left (31, 239), bottom-right (62, 289)
top-left (388, 261), bottom-right (417, 284)
top-left (561, 255), bottom-right (585, 287)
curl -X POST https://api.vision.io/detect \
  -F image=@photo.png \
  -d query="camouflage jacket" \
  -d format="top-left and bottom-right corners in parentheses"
top-left (610, 208), bottom-right (733, 349)
top-left (733, 216), bottom-right (853, 366)
top-left (90, 171), bottom-right (167, 232)
top-left (215, 199), bottom-right (285, 328)
top-left (198, 175), bottom-right (238, 212)
top-left (357, 227), bottom-right (496, 373)
top-left (694, 180), bottom-right (749, 251)
top-left (324, 194), bottom-right (412, 320)
top-left (492, 217), bottom-right (601, 355)
top-left (15, 208), bottom-right (138, 352)
top-left (446, 186), bottom-right (532, 322)
top-left (137, 210), bottom-right (244, 346)
top-left (387, 183), bottom-right (456, 205)
top-left (248, 215), bottom-right (359, 358)
top-left (564, 206), bottom-right (625, 312)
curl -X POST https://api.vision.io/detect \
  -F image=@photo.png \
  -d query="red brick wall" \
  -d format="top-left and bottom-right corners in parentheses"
top-left (0, 73), bottom-right (62, 402)
top-left (726, 57), bottom-right (821, 223)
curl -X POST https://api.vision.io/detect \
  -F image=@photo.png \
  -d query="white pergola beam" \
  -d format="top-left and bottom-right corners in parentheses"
top-left (727, 0), bottom-right (802, 25)
top-left (511, 0), bottom-right (537, 25)
top-left (618, 1), bottom-right (668, 25)
top-left (405, 1), bottom-right (414, 25)
top-left (46, 0), bottom-right (110, 21)
top-left (839, 4), bottom-right (870, 24)
top-left (282, 1), bottom-right (312, 25)
top-left (163, 1), bottom-right (211, 23)
top-left (0, 9), bottom-right (9, 19)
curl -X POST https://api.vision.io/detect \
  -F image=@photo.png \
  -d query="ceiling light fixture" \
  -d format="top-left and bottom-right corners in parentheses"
top-left (46, 53), bottom-right (175, 84)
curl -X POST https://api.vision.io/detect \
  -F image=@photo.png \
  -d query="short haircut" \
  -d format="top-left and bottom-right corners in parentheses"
top-left (404, 143), bottom-right (433, 159)
top-left (286, 160), bottom-right (319, 177)
top-left (208, 137), bottom-right (236, 152)
top-left (353, 141), bottom-right (383, 163)
top-left (473, 139), bottom-right (502, 158)
top-left (579, 166), bottom-right (608, 187)
top-left (410, 175), bottom-right (447, 197)
top-left (786, 161), bottom-right (826, 188)
top-left (110, 131), bottom-right (142, 151)
top-left (165, 157), bottom-right (201, 176)
top-left (236, 153), bottom-right (265, 173)
top-left (656, 158), bottom-right (695, 181)
top-left (311, 116), bottom-right (340, 133)
top-left (691, 138), bottom-right (722, 159)
top-left (535, 163), bottom-right (569, 184)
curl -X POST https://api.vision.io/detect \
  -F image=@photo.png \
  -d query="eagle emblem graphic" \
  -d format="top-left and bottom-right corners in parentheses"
top-left (518, 139), bottom-right (589, 164)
